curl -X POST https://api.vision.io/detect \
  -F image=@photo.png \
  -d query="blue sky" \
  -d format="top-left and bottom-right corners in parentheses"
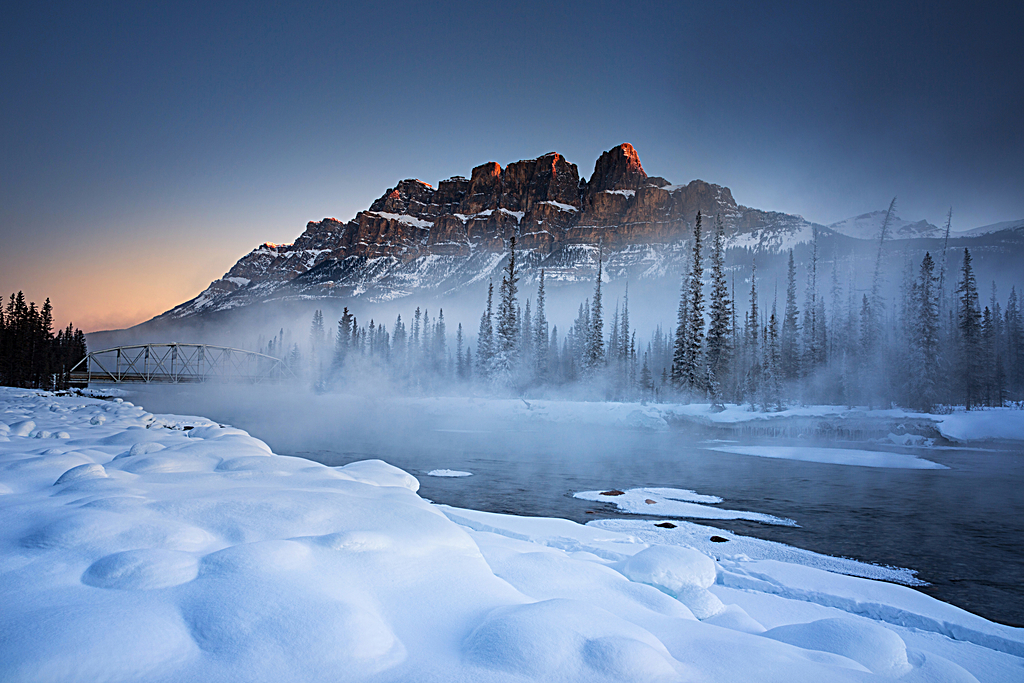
top-left (2, 1), bottom-right (1021, 330)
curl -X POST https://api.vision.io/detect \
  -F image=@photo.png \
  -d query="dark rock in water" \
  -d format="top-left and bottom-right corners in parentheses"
top-left (654, 522), bottom-right (676, 529)
top-left (710, 535), bottom-right (728, 543)
top-left (600, 490), bottom-right (625, 496)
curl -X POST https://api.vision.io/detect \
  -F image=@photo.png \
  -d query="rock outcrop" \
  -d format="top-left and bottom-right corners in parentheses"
top-left (163, 144), bottom-right (820, 318)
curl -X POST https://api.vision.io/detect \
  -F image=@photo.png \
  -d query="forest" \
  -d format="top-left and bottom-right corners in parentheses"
top-left (0, 292), bottom-right (87, 390)
top-left (265, 207), bottom-right (1024, 412)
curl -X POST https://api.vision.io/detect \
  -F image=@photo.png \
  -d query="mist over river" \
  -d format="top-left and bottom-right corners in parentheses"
top-left (126, 384), bottom-right (1024, 627)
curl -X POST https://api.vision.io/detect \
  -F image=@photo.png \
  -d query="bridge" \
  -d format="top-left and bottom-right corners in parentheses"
top-left (69, 343), bottom-right (295, 386)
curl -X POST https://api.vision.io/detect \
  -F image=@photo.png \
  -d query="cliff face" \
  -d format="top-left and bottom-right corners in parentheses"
top-left (164, 144), bottom-right (819, 318)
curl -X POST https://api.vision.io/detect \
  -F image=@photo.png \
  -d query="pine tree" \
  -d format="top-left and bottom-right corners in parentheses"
top-left (640, 351), bottom-right (653, 394)
top-left (671, 254), bottom-right (691, 389)
top-left (745, 262), bottom-right (760, 404)
top-left (477, 282), bottom-right (494, 378)
top-left (765, 294), bottom-right (783, 410)
top-left (680, 211), bottom-right (705, 394)
top-left (705, 214), bottom-right (731, 398)
top-left (455, 323), bottom-right (465, 379)
top-left (493, 237), bottom-right (521, 385)
top-left (802, 228), bottom-right (823, 383)
top-left (956, 249), bottom-right (982, 409)
top-left (585, 256), bottom-right (605, 374)
top-left (534, 270), bottom-right (549, 381)
top-left (912, 252), bottom-right (940, 411)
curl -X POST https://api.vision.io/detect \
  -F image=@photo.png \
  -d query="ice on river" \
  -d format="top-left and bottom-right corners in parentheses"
top-left (709, 445), bottom-right (948, 469)
top-left (0, 387), bottom-right (1019, 682)
top-left (426, 468), bottom-right (473, 477)
top-left (574, 487), bottom-right (799, 526)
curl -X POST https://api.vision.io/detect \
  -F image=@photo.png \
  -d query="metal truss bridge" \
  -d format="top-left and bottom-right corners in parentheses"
top-left (69, 343), bottom-right (295, 386)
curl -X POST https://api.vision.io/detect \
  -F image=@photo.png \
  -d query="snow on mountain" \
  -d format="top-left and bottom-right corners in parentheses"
top-left (828, 210), bottom-right (941, 241)
top-left (156, 145), bottom-right (825, 321)
top-left (953, 218), bottom-right (1024, 237)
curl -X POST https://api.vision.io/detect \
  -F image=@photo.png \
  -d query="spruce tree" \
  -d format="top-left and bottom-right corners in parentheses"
top-left (745, 262), bottom-right (760, 405)
top-left (671, 254), bottom-right (691, 389)
top-left (781, 250), bottom-right (800, 381)
top-left (493, 237), bottom-right (521, 385)
top-left (585, 256), bottom-right (605, 374)
top-left (956, 249), bottom-right (982, 409)
top-left (477, 282), bottom-right (494, 378)
top-left (705, 214), bottom-right (731, 397)
top-left (534, 270), bottom-right (548, 381)
top-left (912, 252), bottom-right (940, 411)
top-left (681, 212), bottom-right (705, 393)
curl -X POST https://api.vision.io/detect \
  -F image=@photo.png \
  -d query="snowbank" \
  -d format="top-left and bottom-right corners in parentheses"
top-left (707, 445), bottom-right (947, 469)
top-left (408, 395), bottom-right (1024, 443)
top-left (935, 409), bottom-right (1024, 442)
top-left (1, 387), bottom-right (1020, 682)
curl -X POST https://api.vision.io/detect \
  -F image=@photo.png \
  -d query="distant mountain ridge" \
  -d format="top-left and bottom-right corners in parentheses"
top-left (827, 211), bottom-right (941, 240)
top-left (156, 144), bottom-right (1024, 322)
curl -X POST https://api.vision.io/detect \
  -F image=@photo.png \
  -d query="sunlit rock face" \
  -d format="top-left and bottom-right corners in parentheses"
top-left (160, 143), bottom-right (828, 318)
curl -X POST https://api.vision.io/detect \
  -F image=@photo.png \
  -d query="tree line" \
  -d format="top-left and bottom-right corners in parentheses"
top-left (270, 206), bottom-right (1023, 411)
top-left (0, 292), bottom-right (88, 390)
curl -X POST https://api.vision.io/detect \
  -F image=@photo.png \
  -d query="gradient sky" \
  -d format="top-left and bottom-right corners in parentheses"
top-left (2, 1), bottom-right (1022, 331)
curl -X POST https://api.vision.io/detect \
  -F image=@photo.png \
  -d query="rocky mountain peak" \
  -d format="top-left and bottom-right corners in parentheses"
top-left (587, 143), bottom-right (648, 195)
top-left (166, 143), bottom-right (824, 319)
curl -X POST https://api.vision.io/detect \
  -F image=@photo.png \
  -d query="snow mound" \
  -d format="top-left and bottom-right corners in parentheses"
top-left (464, 599), bottom-right (679, 681)
top-left (82, 548), bottom-right (200, 590)
top-left (763, 617), bottom-right (912, 676)
top-left (338, 459), bottom-right (420, 491)
top-left (9, 420), bottom-right (35, 436)
top-left (54, 463), bottom-right (108, 485)
top-left (620, 545), bottom-right (725, 619)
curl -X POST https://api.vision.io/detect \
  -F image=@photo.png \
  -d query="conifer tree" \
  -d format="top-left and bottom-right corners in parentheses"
top-left (534, 270), bottom-right (548, 381)
top-left (705, 214), bottom-right (731, 395)
top-left (745, 262), bottom-right (760, 405)
top-left (911, 252), bottom-right (940, 411)
top-left (493, 237), bottom-right (521, 385)
top-left (477, 282), bottom-right (494, 378)
top-left (765, 294), bottom-right (782, 410)
top-left (585, 256), bottom-right (604, 374)
top-left (671, 254), bottom-right (691, 389)
top-left (957, 249), bottom-right (982, 409)
top-left (680, 212), bottom-right (705, 393)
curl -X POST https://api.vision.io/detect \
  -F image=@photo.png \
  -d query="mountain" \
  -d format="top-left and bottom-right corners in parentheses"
top-left (954, 218), bottom-right (1024, 238)
top-left (161, 144), bottom-right (823, 320)
top-left (827, 211), bottom-right (941, 240)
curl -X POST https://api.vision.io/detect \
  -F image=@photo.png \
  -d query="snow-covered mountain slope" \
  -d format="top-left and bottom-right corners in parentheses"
top-left (827, 211), bottom-right (941, 240)
top-left (953, 218), bottom-right (1024, 238)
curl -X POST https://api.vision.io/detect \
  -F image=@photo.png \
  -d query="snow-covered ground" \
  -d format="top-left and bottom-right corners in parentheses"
top-left (1, 387), bottom-right (1021, 682)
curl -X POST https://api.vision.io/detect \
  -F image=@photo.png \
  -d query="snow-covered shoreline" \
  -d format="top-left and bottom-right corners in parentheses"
top-left (403, 394), bottom-right (1024, 445)
top-left (1, 387), bottom-right (1021, 682)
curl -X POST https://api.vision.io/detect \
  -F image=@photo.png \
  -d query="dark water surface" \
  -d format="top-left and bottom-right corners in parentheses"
top-left (127, 386), bottom-right (1024, 627)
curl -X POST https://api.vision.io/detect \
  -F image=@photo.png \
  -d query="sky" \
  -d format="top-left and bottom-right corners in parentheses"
top-left (2, 0), bottom-right (1022, 331)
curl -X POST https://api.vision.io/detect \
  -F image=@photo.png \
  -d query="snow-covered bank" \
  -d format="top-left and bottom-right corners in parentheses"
top-left (1, 388), bottom-right (1021, 682)
top-left (407, 395), bottom-right (1024, 444)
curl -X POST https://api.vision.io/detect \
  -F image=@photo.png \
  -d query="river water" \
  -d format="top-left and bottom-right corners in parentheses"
top-left (125, 386), bottom-right (1024, 627)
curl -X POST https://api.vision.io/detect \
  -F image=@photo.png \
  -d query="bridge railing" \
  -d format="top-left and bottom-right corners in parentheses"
top-left (70, 343), bottom-right (295, 386)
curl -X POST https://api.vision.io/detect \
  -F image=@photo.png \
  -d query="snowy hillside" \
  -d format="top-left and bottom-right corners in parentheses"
top-left (828, 211), bottom-right (941, 240)
top-left (2, 387), bottom-right (1021, 682)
